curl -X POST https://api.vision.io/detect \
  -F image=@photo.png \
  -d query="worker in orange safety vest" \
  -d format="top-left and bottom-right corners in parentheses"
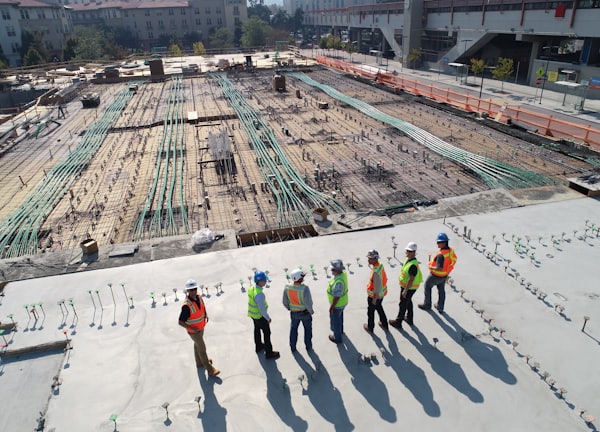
top-left (418, 233), bottom-right (457, 314)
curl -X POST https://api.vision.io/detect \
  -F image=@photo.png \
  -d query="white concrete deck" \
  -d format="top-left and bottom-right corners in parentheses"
top-left (1, 195), bottom-right (599, 431)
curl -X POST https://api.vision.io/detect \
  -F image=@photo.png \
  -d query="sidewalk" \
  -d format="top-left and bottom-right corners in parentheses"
top-left (303, 49), bottom-right (600, 127)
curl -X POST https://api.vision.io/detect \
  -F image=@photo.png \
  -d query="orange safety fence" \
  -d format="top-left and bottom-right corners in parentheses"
top-left (316, 56), bottom-right (600, 152)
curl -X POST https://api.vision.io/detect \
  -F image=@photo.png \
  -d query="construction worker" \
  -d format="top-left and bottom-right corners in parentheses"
top-left (389, 242), bottom-right (422, 329)
top-left (282, 268), bottom-right (314, 352)
top-left (419, 233), bottom-right (458, 314)
top-left (248, 271), bottom-right (280, 359)
top-left (364, 250), bottom-right (389, 333)
top-left (327, 259), bottom-right (348, 344)
top-left (178, 279), bottom-right (220, 377)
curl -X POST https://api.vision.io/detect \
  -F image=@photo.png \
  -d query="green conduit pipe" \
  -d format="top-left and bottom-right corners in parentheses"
top-left (210, 73), bottom-right (345, 227)
top-left (289, 72), bottom-right (555, 190)
top-left (0, 84), bottom-right (141, 258)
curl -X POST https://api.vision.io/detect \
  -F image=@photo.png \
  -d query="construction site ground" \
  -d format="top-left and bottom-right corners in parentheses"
top-left (0, 58), bottom-right (598, 259)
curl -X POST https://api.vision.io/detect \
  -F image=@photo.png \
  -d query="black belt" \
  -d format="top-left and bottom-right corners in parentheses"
top-left (291, 309), bottom-right (308, 313)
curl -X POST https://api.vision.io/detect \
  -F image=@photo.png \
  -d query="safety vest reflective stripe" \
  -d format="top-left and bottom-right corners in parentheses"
top-left (429, 248), bottom-right (457, 277)
top-left (367, 264), bottom-right (387, 297)
top-left (399, 258), bottom-right (423, 290)
top-left (248, 286), bottom-right (266, 319)
top-left (286, 285), bottom-right (306, 311)
top-left (184, 298), bottom-right (206, 332)
top-left (327, 272), bottom-right (348, 308)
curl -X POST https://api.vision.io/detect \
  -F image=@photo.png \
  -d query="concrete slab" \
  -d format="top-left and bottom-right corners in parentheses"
top-left (0, 196), bottom-right (599, 431)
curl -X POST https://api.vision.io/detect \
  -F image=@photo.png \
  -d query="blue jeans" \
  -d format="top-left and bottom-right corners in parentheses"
top-left (290, 311), bottom-right (312, 350)
top-left (330, 307), bottom-right (344, 342)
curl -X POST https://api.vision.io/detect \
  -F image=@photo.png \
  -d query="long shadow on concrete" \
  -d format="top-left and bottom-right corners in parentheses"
top-left (337, 337), bottom-right (397, 423)
top-left (401, 325), bottom-right (484, 403)
top-left (371, 331), bottom-right (441, 417)
top-left (258, 356), bottom-right (308, 431)
top-left (197, 370), bottom-right (227, 431)
top-left (431, 312), bottom-right (517, 385)
top-left (293, 349), bottom-right (355, 431)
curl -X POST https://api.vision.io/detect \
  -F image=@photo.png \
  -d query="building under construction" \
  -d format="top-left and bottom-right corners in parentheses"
top-left (0, 57), bottom-right (598, 258)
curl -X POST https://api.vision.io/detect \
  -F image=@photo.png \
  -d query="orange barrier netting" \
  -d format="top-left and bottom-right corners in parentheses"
top-left (316, 56), bottom-right (600, 152)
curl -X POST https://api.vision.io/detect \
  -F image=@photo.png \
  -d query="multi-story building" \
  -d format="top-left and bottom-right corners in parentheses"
top-left (304, 0), bottom-right (600, 89)
top-left (66, 0), bottom-right (246, 51)
top-left (0, 1), bottom-right (22, 67)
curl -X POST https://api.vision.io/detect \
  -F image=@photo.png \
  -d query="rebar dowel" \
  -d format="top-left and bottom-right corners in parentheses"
top-left (582, 316), bottom-right (590, 332)
top-left (69, 299), bottom-right (78, 318)
top-left (121, 283), bottom-right (130, 307)
top-left (108, 283), bottom-right (116, 308)
top-left (95, 291), bottom-right (103, 309)
top-left (88, 291), bottom-right (96, 309)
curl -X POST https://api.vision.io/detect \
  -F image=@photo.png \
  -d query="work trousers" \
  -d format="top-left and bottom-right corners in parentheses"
top-left (290, 311), bottom-right (312, 350)
top-left (367, 297), bottom-right (388, 331)
top-left (252, 317), bottom-right (273, 354)
top-left (396, 289), bottom-right (417, 324)
top-left (329, 307), bottom-right (344, 342)
top-left (423, 274), bottom-right (448, 311)
top-left (187, 330), bottom-right (214, 372)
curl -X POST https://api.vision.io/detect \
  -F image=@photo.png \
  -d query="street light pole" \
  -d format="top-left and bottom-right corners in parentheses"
top-left (539, 46), bottom-right (555, 104)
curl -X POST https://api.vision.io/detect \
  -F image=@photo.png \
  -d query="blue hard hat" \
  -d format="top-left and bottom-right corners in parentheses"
top-left (436, 232), bottom-right (449, 243)
top-left (254, 271), bottom-right (268, 284)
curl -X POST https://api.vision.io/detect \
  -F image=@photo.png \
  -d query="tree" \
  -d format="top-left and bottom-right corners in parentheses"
top-left (407, 48), bottom-right (422, 69)
top-left (20, 30), bottom-right (47, 62)
top-left (470, 58), bottom-right (485, 77)
top-left (270, 9), bottom-right (289, 30)
top-left (169, 43), bottom-right (182, 57)
top-left (247, 4), bottom-right (271, 23)
top-left (62, 37), bottom-right (78, 61)
top-left (210, 27), bottom-right (233, 49)
top-left (241, 16), bottom-right (269, 48)
top-left (292, 8), bottom-right (304, 32)
top-left (491, 57), bottom-right (513, 92)
top-left (193, 41), bottom-right (206, 55)
top-left (23, 47), bottom-right (44, 66)
top-left (74, 26), bottom-right (103, 60)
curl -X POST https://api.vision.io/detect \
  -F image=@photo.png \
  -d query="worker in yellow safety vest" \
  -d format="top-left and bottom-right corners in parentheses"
top-left (283, 268), bottom-right (314, 352)
top-left (178, 279), bottom-right (220, 376)
top-left (248, 271), bottom-right (280, 359)
top-left (418, 233), bottom-right (458, 314)
top-left (389, 242), bottom-right (423, 329)
top-left (364, 249), bottom-right (389, 333)
top-left (327, 259), bottom-right (348, 343)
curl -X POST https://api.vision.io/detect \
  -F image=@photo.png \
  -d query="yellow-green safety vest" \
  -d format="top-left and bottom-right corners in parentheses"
top-left (248, 286), bottom-right (267, 319)
top-left (399, 258), bottom-right (423, 290)
top-left (327, 272), bottom-right (348, 308)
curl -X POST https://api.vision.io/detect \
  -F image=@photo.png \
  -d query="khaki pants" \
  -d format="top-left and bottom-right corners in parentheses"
top-left (188, 330), bottom-right (214, 372)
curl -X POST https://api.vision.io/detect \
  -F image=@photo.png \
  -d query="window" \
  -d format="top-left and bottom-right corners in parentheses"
top-left (168, 8), bottom-right (174, 15)
top-left (148, 31), bottom-right (153, 39)
top-left (180, 9), bottom-right (185, 15)
top-left (7, 25), bottom-right (16, 36)
top-left (158, 19), bottom-right (164, 28)
top-left (205, 7), bottom-right (211, 14)
top-left (206, 18), bottom-right (212, 25)
top-left (233, 6), bottom-right (239, 15)
top-left (1, 9), bottom-right (11, 20)
top-left (182, 19), bottom-right (187, 27)
top-left (217, 17), bottom-right (222, 25)
top-left (194, 7), bottom-right (199, 14)
top-left (216, 7), bottom-right (222, 14)
top-left (124, 10), bottom-right (128, 17)
top-left (234, 17), bottom-right (240, 25)
top-left (145, 10), bottom-right (150, 16)
top-left (195, 18), bottom-right (201, 25)
top-left (20, 10), bottom-right (30, 19)
top-left (146, 20), bottom-right (152, 29)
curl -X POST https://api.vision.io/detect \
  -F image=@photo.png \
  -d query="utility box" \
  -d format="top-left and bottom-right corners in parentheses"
top-left (318, 101), bottom-right (329, 109)
top-left (273, 74), bottom-right (286, 91)
top-left (312, 208), bottom-right (329, 222)
top-left (80, 239), bottom-right (98, 255)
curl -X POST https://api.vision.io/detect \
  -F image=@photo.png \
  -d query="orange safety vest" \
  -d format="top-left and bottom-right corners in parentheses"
top-left (286, 284), bottom-right (306, 312)
top-left (367, 264), bottom-right (387, 298)
top-left (429, 247), bottom-right (457, 277)
top-left (183, 297), bottom-right (207, 332)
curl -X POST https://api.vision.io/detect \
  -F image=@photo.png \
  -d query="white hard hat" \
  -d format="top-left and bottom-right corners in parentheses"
top-left (366, 249), bottom-right (379, 259)
top-left (405, 242), bottom-right (418, 252)
top-left (290, 268), bottom-right (306, 282)
top-left (185, 279), bottom-right (199, 290)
